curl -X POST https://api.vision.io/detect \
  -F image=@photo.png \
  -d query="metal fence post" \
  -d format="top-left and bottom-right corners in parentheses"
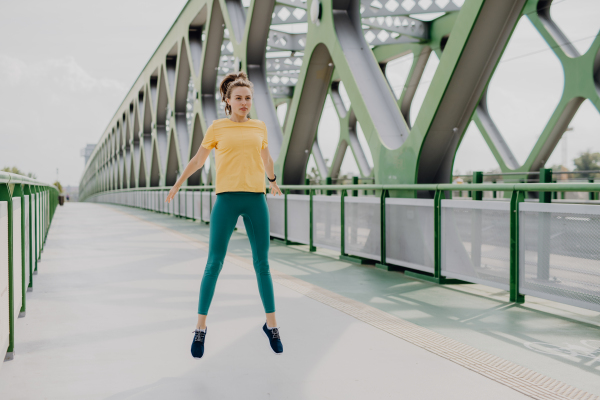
top-left (375, 189), bottom-right (389, 270)
top-left (284, 188), bottom-right (289, 243)
top-left (340, 189), bottom-right (346, 256)
top-left (326, 177), bottom-right (332, 196)
top-left (309, 188), bottom-right (316, 252)
top-left (200, 187), bottom-right (204, 223)
top-left (472, 171), bottom-right (483, 200)
top-left (12, 184), bottom-right (26, 318)
top-left (434, 189), bottom-right (444, 280)
top-left (538, 169), bottom-right (552, 280)
top-left (24, 185), bottom-right (33, 291)
top-left (33, 186), bottom-right (39, 273)
top-left (539, 168), bottom-right (552, 203)
top-left (471, 172), bottom-right (483, 268)
top-left (209, 188), bottom-right (213, 217)
top-left (510, 190), bottom-right (525, 303)
top-left (1, 183), bottom-right (14, 360)
top-left (352, 176), bottom-right (358, 197)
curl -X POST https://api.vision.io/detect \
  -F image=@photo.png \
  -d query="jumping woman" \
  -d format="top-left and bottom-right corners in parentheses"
top-left (165, 71), bottom-right (283, 358)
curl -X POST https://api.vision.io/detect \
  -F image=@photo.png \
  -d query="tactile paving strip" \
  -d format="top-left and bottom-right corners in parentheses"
top-left (115, 206), bottom-right (599, 400)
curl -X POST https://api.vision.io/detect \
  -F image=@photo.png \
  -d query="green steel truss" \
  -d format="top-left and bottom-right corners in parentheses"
top-left (79, 0), bottom-right (600, 200)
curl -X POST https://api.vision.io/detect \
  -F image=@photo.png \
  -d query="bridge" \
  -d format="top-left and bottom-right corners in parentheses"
top-left (2, 0), bottom-right (600, 398)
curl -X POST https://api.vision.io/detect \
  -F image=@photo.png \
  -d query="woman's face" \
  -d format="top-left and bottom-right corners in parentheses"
top-left (227, 86), bottom-right (252, 118)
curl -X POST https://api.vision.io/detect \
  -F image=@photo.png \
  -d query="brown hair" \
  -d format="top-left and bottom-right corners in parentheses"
top-left (219, 71), bottom-right (253, 116)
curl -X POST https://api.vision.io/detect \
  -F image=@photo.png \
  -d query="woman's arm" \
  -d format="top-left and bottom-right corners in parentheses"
top-left (166, 145), bottom-right (211, 202)
top-left (261, 147), bottom-right (275, 180)
top-left (261, 147), bottom-right (282, 196)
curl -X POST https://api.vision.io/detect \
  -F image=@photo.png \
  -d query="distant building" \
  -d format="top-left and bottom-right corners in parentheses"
top-left (80, 144), bottom-right (96, 166)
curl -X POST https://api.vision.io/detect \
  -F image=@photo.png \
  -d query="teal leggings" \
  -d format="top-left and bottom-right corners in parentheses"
top-left (198, 191), bottom-right (275, 315)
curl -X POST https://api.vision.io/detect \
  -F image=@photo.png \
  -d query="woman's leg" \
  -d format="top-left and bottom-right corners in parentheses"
top-left (196, 314), bottom-right (207, 331)
top-left (241, 193), bottom-right (277, 326)
top-left (197, 193), bottom-right (240, 327)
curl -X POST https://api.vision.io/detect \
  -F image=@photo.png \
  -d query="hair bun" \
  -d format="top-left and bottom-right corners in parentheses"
top-left (219, 71), bottom-right (254, 116)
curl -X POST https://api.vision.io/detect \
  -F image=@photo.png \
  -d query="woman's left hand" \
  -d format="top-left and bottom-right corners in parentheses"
top-left (269, 180), bottom-right (282, 196)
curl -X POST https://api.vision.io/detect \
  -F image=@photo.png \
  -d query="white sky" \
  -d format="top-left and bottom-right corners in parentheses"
top-left (0, 0), bottom-right (598, 185)
top-left (0, 0), bottom-right (188, 186)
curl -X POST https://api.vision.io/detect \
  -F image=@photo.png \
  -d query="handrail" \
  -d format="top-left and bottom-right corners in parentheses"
top-left (1, 171), bottom-right (59, 361)
top-left (84, 181), bottom-right (600, 198)
top-left (0, 172), bottom-right (58, 189)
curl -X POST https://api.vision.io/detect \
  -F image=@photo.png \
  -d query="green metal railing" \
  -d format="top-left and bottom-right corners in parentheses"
top-left (1, 172), bottom-right (59, 361)
top-left (86, 181), bottom-right (600, 310)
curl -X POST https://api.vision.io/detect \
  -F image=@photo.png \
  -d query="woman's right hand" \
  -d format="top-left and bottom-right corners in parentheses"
top-left (166, 184), bottom-right (180, 203)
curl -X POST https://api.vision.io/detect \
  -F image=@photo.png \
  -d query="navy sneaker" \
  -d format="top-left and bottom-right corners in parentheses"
top-left (262, 323), bottom-right (283, 354)
top-left (191, 327), bottom-right (207, 358)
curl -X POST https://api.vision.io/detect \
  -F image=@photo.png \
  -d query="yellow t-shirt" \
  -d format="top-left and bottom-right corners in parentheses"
top-left (200, 118), bottom-right (269, 194)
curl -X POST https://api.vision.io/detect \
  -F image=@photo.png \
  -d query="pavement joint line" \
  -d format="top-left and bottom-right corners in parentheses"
top-left (105, 205), bottom-right (599, 400)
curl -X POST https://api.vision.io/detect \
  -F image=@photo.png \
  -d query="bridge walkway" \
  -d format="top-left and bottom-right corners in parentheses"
top-left (0, 203), bottom-right (598, 399)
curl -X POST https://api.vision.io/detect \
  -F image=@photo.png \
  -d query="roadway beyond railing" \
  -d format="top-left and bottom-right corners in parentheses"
top-left (1, 172), bottom-right (59, 361)
top-left (84, 181), bottom-right (600, 316)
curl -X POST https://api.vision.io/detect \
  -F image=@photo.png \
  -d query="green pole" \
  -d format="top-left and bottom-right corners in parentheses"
top-left (509, 190), bottom-right (525, 303)
top-left (284, 189), bottom-right (289, 243)
top-left (326, 176), bottom-right (332, 196)
top-left (42, 189), bottom-right (46, 245)
top-left (433, 189), bottom-right (444, 280)
top-left (379, 189), bottom-right (388, 266)
top-left (539, 169), bottom-right (552, 203)
top-left (38, 188), bottom-right (43, 254)
top-left (309, 189), bottom-right (316, 252)
top-left (472, 171), bottom-right (483, 200)
top-left (1, 183), bottom-right (14, 360)
top-left (12, 184), bottom-right (26, 318)
top-left (589, 179), bottom-right (594, 201)
top-left (209, 188), bottom-right (213, 219)
top-left (340, 189), bottom-right (346, 256)
top-left (24, 185), bottom-right (33, 291)
top-left (352, 176), bottom-right (358, 197)
top-left (33, 186), bottom-right (39, 272)
top-left (537, 169), bottom-right (552, 280)
top-left (44, 188), bottom-right (48, 243)
top-left (471, 172), bottom-right (483, 268)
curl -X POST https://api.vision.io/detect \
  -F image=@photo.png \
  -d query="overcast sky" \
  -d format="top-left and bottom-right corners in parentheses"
top-left (0, 0), bottom-right (187, 186)
top-left (0, 0), bottom-right (598, 186)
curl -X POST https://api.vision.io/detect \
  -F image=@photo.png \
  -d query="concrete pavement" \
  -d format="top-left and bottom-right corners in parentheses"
top-left (0, 203), bottom-right (596, 399)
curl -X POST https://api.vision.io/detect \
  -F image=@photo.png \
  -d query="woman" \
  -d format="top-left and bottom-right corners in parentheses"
top-left (166, 71), bottom-right (284, 358)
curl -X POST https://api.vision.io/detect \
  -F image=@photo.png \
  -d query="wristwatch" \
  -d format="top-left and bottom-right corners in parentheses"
top-left (268, 174), bottom-right (276, 182)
